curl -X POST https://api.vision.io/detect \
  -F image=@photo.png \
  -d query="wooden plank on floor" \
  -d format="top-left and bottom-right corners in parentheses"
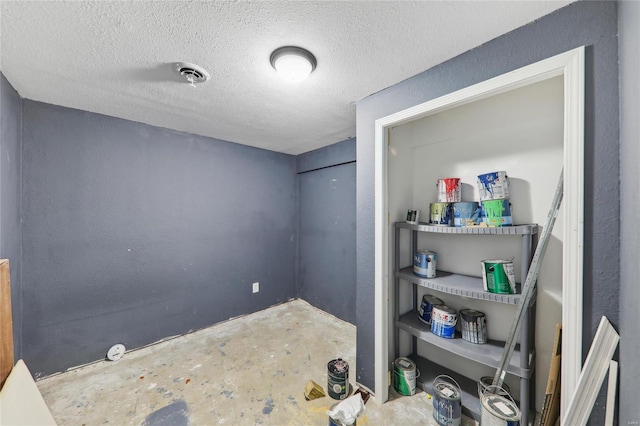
top-left (1, 259), bottom-right (14, 387)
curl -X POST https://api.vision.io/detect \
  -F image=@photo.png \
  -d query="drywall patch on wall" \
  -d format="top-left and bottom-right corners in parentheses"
top-left (0, 73), bottom-right (23, 361)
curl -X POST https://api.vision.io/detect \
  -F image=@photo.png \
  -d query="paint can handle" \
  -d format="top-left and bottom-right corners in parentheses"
top-left (482, 385), bottom-right (517, 405)
top-left (434, 374), bottom-right (461, 391)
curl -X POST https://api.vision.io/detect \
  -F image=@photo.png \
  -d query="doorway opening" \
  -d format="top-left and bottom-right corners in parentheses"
top-left (373, 47), bottom-right (584, 418)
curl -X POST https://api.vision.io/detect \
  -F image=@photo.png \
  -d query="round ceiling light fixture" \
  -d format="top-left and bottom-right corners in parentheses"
top-left (270, 46), bottom-right (317, 82)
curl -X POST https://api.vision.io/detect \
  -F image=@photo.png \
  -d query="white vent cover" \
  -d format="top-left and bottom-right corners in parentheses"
top-left (174, 62), bottom-right (210, 87)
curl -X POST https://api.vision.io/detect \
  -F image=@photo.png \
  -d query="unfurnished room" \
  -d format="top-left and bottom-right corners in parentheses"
top-left (0, 1), bottom-right (638, 425)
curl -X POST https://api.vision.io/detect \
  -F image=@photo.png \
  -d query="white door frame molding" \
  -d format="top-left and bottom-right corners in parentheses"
top-left (373, 47), bottom-right (584, 418)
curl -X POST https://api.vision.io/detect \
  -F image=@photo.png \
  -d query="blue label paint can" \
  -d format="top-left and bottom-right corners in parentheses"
top-left (477, 171), bottom-right (510, 201)
top-left (453, 202), bottom-right (481, 227)
top-left (430, 305), bottom-right (457, 339)
top-left (418, 295), bottom-right (443, 325)
top-left (432, 375), bottom-right (462, 426)
top-left (413, 250), bottom-right (437, 278)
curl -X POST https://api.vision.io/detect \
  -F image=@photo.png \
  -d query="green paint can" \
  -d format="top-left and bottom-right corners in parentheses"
top-left (393, 357), bottom-right (418, 396)
top-left (481, 199), bottom-right (513, 227)
top-left (481, 260), bottom-right (516, 294)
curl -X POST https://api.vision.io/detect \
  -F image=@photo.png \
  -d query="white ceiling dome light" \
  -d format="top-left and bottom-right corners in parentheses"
top-left (270, 46), bottom-right (317, 83)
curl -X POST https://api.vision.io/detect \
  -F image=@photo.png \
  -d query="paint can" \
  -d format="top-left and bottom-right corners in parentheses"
top-left (418, 295), bottom-right (443, 325)
top-left (429, 202), bottom-right (452, 226)
top-left (481, 260), bottom-right (516, 294)
top-left (327, 358), bottom-right (349, 400)
top-left (430, 304), bottom-right (457, 339)
top-left (392, 357), bottom-right (419, 396)
top-left (432, 375), bottom-right (462, 426)
top-left (437, 178), bottom-right (461, 203)
top-left (477, 171), bottom-right (510, 201)
top-left (413, 250), bottom-right (437, 278)
top-left (481, 391), bottom-right (521, 426)
top-left (460, 309), bottom-right (488, 344)
top-left (477, 377), bottom-right (511, 400)
top-left (453, 202), bottom-right (481, 227)
top-left (406, 209), bottom-right (420, 224)
top-left (481, 199), bottom-right (513, 227)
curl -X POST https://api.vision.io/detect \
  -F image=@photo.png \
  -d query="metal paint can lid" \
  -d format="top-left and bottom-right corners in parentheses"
top-left (416, 249), bottom-right (436, 256)
top-left (432, 304), bottom-right (456, 316)
top-left (433, 381), bottom-right (461, 401)
top-left (422, 295), bottom-right (443, 306)
top-left (460, 309), bottom-right (485, 322)
top-left (481, 394), bottom-right (521, 421)
top-left (393, 357), bottom-right (416, 372)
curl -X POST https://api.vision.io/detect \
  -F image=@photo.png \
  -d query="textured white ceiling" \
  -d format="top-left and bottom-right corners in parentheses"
top-left (1, 1), bottom-right (575, 155)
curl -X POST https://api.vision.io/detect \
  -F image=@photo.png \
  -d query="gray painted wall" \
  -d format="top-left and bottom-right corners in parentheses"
top-left (21, 101), bottom-right (297, 376)
top-left (297, 139), bottom-right (356, 324)
top-left (0, 74), bottom-right (23, 361)
top-left (355, 1), bottom-right (620, 423)
top-left (618, 1), bottom-right (640, 424)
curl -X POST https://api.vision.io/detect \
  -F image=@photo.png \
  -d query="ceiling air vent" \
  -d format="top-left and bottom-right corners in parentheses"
top-left (174, 62), bottom-right (210, 87)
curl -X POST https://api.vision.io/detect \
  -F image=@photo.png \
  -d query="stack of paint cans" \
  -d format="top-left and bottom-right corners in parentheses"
top-left (429, 178), bottom-right (460, 226)
top-left (481, 259), bottom-right (516, 294)
top-left (477, 171), bottom-right (512, 227)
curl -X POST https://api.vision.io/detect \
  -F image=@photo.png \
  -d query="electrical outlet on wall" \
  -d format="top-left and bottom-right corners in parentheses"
top-left (252, 282), bottom-right (259, 293)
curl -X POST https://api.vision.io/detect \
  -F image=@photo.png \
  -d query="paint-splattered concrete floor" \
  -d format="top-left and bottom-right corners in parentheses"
top-left (38, 299), bottom-right (477, 425)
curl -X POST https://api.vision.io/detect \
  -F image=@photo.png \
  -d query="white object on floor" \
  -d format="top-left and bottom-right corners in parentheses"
top-left (605, 359), bottom-right (618, 426)
top-left (562, 316), bottom-right (619, 425)
top-left (106, 343), bottom-right (126, 361)
top-left (0, 359), bottom-right (57, 425)
top-left (327, 394), bottom-right (365, 426)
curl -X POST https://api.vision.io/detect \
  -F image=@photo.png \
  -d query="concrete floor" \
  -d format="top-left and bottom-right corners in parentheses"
top-left (37, 299), bottom-right (478, 425)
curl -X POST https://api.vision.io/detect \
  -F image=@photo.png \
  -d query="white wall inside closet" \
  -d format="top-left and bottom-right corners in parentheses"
top-left (389, 75), bottom-right (563, 410)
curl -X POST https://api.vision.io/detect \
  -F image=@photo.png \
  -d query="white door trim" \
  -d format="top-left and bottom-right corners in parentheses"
top-left (373, 46), bottom-right (584, 418)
